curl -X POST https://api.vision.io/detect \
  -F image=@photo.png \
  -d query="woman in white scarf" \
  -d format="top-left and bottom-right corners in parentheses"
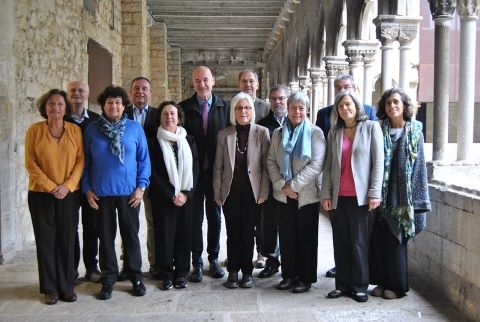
top-left (147, 102), bottom-right (198, 291)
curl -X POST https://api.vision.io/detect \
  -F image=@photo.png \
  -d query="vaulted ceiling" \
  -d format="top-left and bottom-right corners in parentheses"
top-left (147, 0), bottom-right (285, 62)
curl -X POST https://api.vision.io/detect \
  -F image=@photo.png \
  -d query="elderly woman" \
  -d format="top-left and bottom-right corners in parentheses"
top-left (369, 88), bottom-right (431, 299)
top-left (321, 91), bottom-right (384, 303)
top-left (25, 89), bottom-right (84, 304)
top-left (267, 91), bottom-right (326, 293)
top-left (82, 85), bottom-right (150, 300)
top-left (147, 101), bottom-right (198, 290)
top-left (213, 92), bottom-right (270, 289)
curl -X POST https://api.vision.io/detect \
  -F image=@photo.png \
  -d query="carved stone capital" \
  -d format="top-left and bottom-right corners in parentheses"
top-left (309, 68), bottom-right (323, 86)
top-left (374, 16), bottom-right (399, 45)
top-left (323, 56), bottom-right (348, 77)
top-left (342, 40), bottom-right (380, 64)
top-left (458, 0), bottom-right (480, 17)
top-left (428, 0), bottom-right (456, 19)
top-left (399, 24), bottom-right (419, 44)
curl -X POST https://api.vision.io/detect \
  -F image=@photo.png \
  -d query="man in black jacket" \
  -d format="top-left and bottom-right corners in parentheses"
top-left (124, 77), bottom-right (158, 279)
top-left (256, 84), bottom-right (289, 278)
top-left (65, 80), bottom-right (101, 282)
top-left (180, 66), bottom-right (230, 282)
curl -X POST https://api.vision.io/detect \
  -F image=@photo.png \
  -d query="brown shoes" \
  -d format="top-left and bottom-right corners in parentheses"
top-left (61, 292), bottom-right (77, 302)
top-left (44, 293), bottom-right (58, 305)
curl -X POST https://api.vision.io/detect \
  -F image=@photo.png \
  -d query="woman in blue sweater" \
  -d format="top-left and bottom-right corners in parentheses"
top-left (82, 85), bottom-right (150, 300)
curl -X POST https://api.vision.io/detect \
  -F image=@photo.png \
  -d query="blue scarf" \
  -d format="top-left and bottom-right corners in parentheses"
top-left (279, 119), bottom-right (312, 181)
top-left (98, 113), bottom-right (127, 164)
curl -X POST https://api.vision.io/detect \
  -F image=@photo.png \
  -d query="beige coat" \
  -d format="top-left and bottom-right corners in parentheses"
top-left (267, 124), bottom-right (326, 208)
top-left (213, 124), bottom-right (270, 203)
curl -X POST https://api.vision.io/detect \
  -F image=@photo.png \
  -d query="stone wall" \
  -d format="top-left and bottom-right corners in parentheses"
top-left (409, 183), bottom-right (480, 321)
top-left (150, 22), bottom-right (169, 104)
top-left (3, 0), bottom-right (123, 258)
top-left (168, 47), bottom-right (182, 102)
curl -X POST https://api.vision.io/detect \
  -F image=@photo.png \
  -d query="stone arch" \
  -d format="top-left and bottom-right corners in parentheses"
top-left (360, 0), bottom-right (378, 40)
top-left (323, 0), bottom-right (344, 56)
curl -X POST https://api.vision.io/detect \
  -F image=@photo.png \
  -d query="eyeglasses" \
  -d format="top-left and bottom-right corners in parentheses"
top-left (335, 85), bottom-right (353, 91)
top-left (270, 96), bottom-right (287, 102)
top-left (235, 106), bottom-right (252, 112)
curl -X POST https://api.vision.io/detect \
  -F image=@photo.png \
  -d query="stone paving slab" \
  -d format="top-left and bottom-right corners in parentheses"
top-left (0, 213), bottom-right (473, 322)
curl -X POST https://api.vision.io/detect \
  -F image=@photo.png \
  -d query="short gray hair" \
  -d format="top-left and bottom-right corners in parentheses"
top-left (287, 91), bottom-right (310, 109)
top-left (230, 92), bottom-right (255, 125)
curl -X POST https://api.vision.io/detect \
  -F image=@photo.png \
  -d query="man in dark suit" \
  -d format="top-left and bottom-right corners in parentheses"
top-left (65, 80), bottom-right (101, 282)
top-left (238, 69), bottom-right (270, 122)
top-left (315, 74), bottom-right (377, 278)
top-left (123, 76), bottom-right (158, 279)
top-left (256, 84), bottom-right (289, 278)
top-left (180, 66), bottom-right (230, 282)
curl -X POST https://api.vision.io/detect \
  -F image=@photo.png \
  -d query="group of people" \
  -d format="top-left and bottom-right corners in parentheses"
top-left (24, 67), bottom-right (430, 305)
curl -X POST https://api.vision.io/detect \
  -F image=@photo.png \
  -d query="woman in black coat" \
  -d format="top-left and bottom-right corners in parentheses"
top-left (147, 101), bottom-right (199, 290)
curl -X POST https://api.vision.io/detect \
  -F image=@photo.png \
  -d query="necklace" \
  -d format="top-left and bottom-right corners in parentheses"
top-left (345, 123), bottom-right (357, 129)
top-left (48, 124), bottom-right (64, 140)
top-left (236, 136), bottom-right (248, 154)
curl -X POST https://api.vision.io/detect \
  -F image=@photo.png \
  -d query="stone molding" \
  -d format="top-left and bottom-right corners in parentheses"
top-left (309, 68), bottom-right (323, 86)
top-left (342, 40), bottom-right (380, 65)
top-left (428, 0), bottom-right (457, 19)
top-left (323, 56), bottom-right (349, 77)
top-left (457, 0), bottom-right (480, 17)
top-left (374, 15), bottom-right (422, 45)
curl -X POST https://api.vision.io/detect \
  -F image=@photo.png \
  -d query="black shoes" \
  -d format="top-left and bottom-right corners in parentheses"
top-left (132, 280), bottom-right (146, 297)
top-left (174, 277), bottom-right (187, 289)
top-left (354, 292), bottom-right (369, 302)
top-left (240, 274), bottom-right (254, 288)
top-left (327, 289), bottom-right (345, 299)
top-left (60, 292), bottom-right (77, 302)
top-left (258, 263), bottom-right (279, 278)
top-left (224, 271), bottom-right (239, 289)
top-left (160, 279), bottom-right (173, 290)
top-left (292, 281), bottom-right (311, 293)
top-left (98, 284), bottom-right (113, 300)
top-left (85, 267), bottom-right (101, 283)
top-left (209, 260), bottom-right (225, 278)
top-left (326, 267), bottom-right (336, 278)
top-left (276, 278), bottom-right (295, 290)
top-left (189, 265), bottom-right (203, 282)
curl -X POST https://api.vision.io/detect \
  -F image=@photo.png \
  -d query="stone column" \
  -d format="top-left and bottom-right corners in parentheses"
top-left (150, 22), bottom-right (169, 103)
top-left (428, 0), bottom-right (456, 161)
top-left (0, 0), bottom-right (17, 263)
top-left (457, 0), bottom-right (479, 161)
top-left (167, 47), bottom-right (182, 102)
top-left (323, 56), bottom-right (348, 105)
top-left (363, 51), bottom-right (377, 105)
top-left (309, 68), bottom-right (323, 124)
top-left (343, 40), bottom-right (379, 104)
top-left (398, 18), bottom-right (422, 92)
top-left (374, 16), bottom-right (398, 93)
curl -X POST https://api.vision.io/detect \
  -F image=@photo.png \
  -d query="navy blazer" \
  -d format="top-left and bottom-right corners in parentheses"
top-left (125, 104), bottom-right (158, 138)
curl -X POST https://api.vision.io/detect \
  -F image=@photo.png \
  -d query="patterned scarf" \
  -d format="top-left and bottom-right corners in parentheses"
top-left (98, 113), bottom-right (127, 164)
top-left (381, 119), bottom-right (422, 238)
top-left (279, 119), bottom-right (312, 181)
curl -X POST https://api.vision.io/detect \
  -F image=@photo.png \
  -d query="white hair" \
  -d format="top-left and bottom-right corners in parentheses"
top-left (230, 92), bottom-right (256, 125)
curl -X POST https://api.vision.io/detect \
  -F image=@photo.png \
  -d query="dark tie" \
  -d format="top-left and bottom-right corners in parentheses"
top-left (202, 101), bottom-right (209, 135)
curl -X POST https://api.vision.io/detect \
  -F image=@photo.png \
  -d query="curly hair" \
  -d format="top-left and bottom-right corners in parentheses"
top-left (97, 85), bottom-right (131, 112)
top-left (157, 101), bottom-right (185, 127)
top-left (36, 89), bottom-right (72, 119)
top-left (377, 88), bottom-right (414, 121)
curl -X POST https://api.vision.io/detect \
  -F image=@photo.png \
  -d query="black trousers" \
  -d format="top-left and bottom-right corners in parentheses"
top-left (74, 193), bottom-right (99, 272)
top-left (151, 197), bottom-right (192, 280)
top-left (28, 191), bottom-right (78, 295)
top-left (331, 196), bottom-right (374, 293)
top-left (369, 215), bottom-right (409, 296)
top-left (191, 172), bottom-right (221, 267)
top-left (260, 193), bottom-right (280, 266)
top-left (222, 189), bottom-right (259, 275)
top-left (97, 196), bottom-right (143, 286)
top-left (278, 198), bottom-right (319, 283)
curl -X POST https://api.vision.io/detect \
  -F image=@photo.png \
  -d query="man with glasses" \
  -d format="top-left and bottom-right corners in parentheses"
top-left (315, 74), bottom-right (377, 278)
top-left (256, 85), bottom-right (290, 278)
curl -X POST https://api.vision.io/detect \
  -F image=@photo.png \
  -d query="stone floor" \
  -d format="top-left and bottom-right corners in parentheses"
top-left (0, 211), bottom-right (473, 322)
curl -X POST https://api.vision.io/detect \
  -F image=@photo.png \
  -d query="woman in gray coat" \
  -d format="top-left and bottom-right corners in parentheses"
top-left (321, 91), bottom-right (384, 302)
top-left (213, 92), bottom-right (270, 289)
top-left (267, 91), bottom-right (326, 293)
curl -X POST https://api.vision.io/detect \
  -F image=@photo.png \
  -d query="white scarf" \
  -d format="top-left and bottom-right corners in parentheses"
top-left (156, 126), bottom-right (193, 196)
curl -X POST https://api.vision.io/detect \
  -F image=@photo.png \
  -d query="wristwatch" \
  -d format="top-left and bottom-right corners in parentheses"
top-left (138, 187), bottom-right (146, 191)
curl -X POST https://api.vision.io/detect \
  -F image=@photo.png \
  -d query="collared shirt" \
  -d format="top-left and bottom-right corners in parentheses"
top-left (196, 96), bottom-right (213, 112)
top-left (274, 114), bottom-right (287, 127)
top-left (133, 105), bottom-right (149, 127)
top-left (70, 107), bottom-right (90, 124)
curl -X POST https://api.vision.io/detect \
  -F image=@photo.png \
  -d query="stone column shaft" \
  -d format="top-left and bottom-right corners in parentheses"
top-left (433, 17), bottom-right (452, 161)
top-left (363, 55), bottom-right (375, 105)
top-left (457, 13), bottom-right (478, 161)
top-left (309, 68), bottom-right (323, 124)
top-left (323, 56), bottom-right (348, 105)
